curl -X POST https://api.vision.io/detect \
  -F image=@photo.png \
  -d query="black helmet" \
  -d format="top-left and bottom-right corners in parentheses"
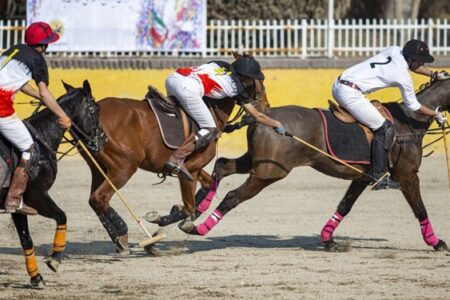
top-left (403, 39), bottom-right (434, 63)
top-left (231, 56), bottom-right (265, 80)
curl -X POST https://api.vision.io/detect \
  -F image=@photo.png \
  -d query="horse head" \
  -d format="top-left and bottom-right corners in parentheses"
top-left (416, 78), bottom-right (450, 113)
top-left (60, 80), bottom-right (106, 153)
top-left (232, 51), bottom-right (270, 113)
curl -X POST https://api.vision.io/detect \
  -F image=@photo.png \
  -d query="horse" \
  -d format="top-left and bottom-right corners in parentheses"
top-left (0, 80), bottom-right (103, 287)
top-left (179, 78), bottom-right (450, 252)
top-left (81, 53), bottom-right (269, 254)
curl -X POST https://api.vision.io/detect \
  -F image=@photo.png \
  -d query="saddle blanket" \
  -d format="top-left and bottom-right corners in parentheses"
top-left (146, 98), bottom-right (186, 149)
top-left (317, 109), bottom-right (371, 164)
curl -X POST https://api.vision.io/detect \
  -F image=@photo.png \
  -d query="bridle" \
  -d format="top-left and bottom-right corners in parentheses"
top-left (30, 90), bottom-right (106, 160)
top-left (72, 93), bottom-right (106, 151)
top-left (227, 78), bottom-right (266, 125)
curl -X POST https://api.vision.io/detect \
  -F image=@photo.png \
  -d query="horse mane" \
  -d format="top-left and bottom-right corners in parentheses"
top-left (27, 88), bottom-right (82, 123)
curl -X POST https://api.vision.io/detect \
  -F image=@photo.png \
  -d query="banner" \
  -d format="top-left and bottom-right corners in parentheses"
top-left (26, 0), bottom-right (206, 52)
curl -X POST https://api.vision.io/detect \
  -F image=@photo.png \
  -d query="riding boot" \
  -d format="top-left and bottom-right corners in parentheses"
top-left (371, 136), bottom-right (400, 190)
top-left (164, 133), bottom-right (196, 181)
top-left (4, 166), bottom-right (37, 215)
top-left (371, 135), bottom-right (388, 181)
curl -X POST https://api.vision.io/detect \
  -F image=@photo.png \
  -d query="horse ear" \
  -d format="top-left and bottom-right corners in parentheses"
top-left (232, 51), bottom-right (242, 60)
top-left (62, 80), bottom-right (74, 92)
top-left (83, 80), bottom-right (92, 95)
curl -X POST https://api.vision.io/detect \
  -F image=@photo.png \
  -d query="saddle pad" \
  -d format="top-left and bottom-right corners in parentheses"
top-left (0, 135), bottom-right (17, 188)
top-left (146, 98), bottom-right (186, 149)
top-left (317, 109), bottom-right (371, 164)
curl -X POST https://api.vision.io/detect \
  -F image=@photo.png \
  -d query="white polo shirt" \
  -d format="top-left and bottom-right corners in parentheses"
top-left (340, 46), bottom-right (421, 111)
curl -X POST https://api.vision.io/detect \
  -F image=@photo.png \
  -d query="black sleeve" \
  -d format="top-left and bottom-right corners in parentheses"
top-left (236, 89), bottom-right (251, 105)
top-left (32, 55), bottom-right (49, 86)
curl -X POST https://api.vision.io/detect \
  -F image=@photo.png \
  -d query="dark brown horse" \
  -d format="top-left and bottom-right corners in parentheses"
top-left (81, 54), bottom-right (269, 254)
top-left (1, 80), bottom-right (102, 287)
top-left (179, 78), bottom-right (450, 252)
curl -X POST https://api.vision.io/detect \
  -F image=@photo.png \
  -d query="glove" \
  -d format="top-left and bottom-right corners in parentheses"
top-left (432, 70), bottom-right (450, 81)
top-left (434, 112), bottom-right (447, 128)
top-left (58, 115), bottom-right (72, 129)
top-left (274, 126), bottom-right (286, 135)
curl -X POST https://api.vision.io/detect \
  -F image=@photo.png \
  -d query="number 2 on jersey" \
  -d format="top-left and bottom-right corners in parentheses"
top-left (370, 56), bottom-right (392, 69)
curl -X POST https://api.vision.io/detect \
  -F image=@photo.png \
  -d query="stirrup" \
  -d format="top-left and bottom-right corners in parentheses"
top-left (371, 175), bottom-right (401, 191)
top-left (6, 199), bottom-right (38, 215)
top-left (164, 162), bottom-right (194, 182)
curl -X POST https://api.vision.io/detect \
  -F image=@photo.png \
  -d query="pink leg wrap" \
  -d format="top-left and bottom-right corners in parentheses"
top-left (320, 212), bottom-right (344, 242)
top-left (420, 218), bottom-right (439, 247)
top-left (197, 180), bottom-right (219, 213)
top-left (196, 209), bottom-right (223, 236)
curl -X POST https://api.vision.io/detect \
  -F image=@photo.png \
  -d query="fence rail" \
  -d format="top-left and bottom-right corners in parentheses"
top-left (1, 18), bottom-right (449, 58)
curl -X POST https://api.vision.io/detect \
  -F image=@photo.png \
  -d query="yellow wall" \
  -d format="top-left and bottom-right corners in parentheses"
top-left (14, 68), bottom-right (442, 156)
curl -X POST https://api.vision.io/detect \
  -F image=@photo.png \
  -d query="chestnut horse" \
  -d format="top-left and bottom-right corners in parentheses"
top-left (1, 80), bottom-right (103, 287)
top-left (179, 78), bottom-right (450, 252)
top-left (81, 54), bottom-right (269, 254)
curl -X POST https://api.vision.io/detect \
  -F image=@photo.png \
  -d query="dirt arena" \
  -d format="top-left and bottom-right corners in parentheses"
top-left (1, 154), bottom-right (450, 299)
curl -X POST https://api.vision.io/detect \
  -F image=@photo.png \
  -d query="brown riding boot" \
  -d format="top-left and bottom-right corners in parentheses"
top-left (4, 166), bottom-right (37, 215)
top-left (164, 134), bottom-right (196, 181)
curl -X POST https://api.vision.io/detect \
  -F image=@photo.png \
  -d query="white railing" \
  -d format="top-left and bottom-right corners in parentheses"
top-left (1, 18), bottom-right (449, 58)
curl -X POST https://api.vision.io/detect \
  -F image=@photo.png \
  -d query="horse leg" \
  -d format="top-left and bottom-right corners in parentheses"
top-left (26, 190), bottom-right (68, 273)
top-left (89, 167), bottom-right (135, 255)
top-left (11, 213), bottom-right (45, 287)
top-left (192, 152), bottom-right (253, 221)
top-left (148, 178), bottom-right (197, 226)
top-left (399, 173), bottom-right (447, 251)
top-left (320, 179), bottom-right (369, 252)
top-left (180, 173), bottom-right (279, 235)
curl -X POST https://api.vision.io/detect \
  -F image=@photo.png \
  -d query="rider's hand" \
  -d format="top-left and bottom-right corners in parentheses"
top-left (58, 115), bottom-right (72, 129)
top-left (274, 125), bottom-right (286, 135)
top-left (432, 70), bottom-right (450, 81)
top-left (434, 112), bottom-right (447, 128)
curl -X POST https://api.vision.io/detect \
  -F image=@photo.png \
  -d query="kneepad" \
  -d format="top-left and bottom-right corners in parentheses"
top-left (22, 144), bottom-right (40, 180)
top-left (195, 128), bottom-right (218, 150)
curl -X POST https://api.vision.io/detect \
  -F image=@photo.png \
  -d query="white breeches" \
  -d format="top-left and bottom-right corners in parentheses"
top-left (332, 80), bottom-right (385, 130)
top-left (0, 113), bottom-right (33, 160)
top-left (165, 73), bottom-right (216, 129)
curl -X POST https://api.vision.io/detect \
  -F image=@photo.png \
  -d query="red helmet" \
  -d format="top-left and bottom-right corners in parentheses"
top-left (25, 22), bottom-right (59, 46)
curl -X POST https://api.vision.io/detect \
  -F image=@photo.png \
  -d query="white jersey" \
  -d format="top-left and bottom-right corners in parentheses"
top-left (340, 46), bottom-right (421, 111)
top-left (175, 62), bottom-right (240, 99)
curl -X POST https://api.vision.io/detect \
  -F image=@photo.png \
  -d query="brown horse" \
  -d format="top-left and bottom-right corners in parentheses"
top-left (179, 78), bottom-right (450, 252)
top-left (81, 53), bottom-right (269, 254)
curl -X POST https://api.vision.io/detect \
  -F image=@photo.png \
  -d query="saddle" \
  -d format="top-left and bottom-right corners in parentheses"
top-left (145, 86), bottom-right (198, 149)
top-left (328, 99), bottom-right (394, 145)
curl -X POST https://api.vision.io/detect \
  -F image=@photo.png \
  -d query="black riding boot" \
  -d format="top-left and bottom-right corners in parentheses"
top-left (371, 125), bottom-right (400, 190)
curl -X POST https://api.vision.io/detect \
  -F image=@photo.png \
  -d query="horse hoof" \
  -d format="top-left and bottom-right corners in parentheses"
top-left (30, 274), bottom-right (46, 288)
top-left (178, 220), bottom-right (198, 235)
top-left (170, 204), bottom-right (183, 215)
top-left (323, 240), bottom-right (351, 252)
top-left (45, 256), bottom-right (60, 272)
top-left (433, 240), bottom-right (449, 251)
top-left (116, 234), bottom-right (130, 256)
top-left (144, 211), bottom-right (161, 224)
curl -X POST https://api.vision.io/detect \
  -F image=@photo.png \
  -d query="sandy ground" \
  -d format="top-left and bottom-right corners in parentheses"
top-left (1, 154), bottom-right (450, 299)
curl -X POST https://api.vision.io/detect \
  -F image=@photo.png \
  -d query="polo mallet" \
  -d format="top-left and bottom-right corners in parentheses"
top-left (284, 131), bottom-right (381, 183)
top-left (69, 129), bottom-right (165, 247)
